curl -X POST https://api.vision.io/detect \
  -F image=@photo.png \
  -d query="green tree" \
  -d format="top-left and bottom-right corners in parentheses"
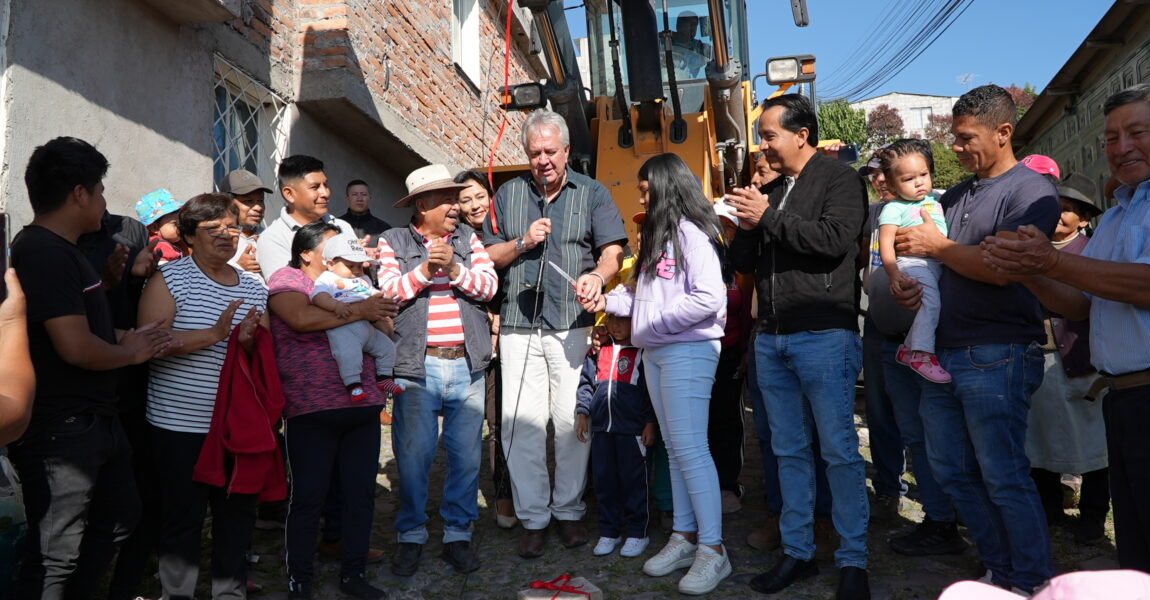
top-left (931, 142), bottom-right (965, 190)
top-left (817, 99), bottom-right (867, 145)
top-left (1005, 83), bottom-right (1038, 121)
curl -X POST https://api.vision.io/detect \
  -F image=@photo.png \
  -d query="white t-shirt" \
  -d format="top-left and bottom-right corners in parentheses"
top-left (310, 271), bottom-right (377, 304)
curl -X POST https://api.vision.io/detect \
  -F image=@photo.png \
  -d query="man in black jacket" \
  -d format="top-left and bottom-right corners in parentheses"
top-left (726, 94), bottom-right (870, 600)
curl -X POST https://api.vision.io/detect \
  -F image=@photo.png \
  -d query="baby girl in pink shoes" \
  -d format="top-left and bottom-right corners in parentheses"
top-left (875, 139), bottom-right (952, 384)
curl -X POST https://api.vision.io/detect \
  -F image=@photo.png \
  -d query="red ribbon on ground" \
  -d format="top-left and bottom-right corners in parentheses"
top-left (529, 574), bottom-right (592, 600)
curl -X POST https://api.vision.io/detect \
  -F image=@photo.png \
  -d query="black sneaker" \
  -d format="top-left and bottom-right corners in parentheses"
top-left (391, 542), bottom-right (422, 576)
top-left (340, 573), bottom-right (387, 600)
top-left (287, 580), bottom-right (311, 600)
top-left (889, 517), bottom-right (969, 556)
top-left (441, 540), bottom-right (480, 573)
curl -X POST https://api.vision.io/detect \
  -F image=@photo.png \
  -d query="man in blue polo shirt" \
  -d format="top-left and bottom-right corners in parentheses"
top-left (982, 83), bottom-right (1150, 574)
top-left (483, 109), bottom-right (627, 559)
top-left (893, 85), bottom-right (1060, 595)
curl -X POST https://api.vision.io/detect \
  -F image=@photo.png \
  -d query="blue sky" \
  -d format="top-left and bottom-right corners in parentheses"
top-left (563, 0), bottom-right (1112, 102)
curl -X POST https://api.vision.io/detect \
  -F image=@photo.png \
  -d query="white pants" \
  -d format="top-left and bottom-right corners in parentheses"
top-left (500, 326), bottom-right (592, 529)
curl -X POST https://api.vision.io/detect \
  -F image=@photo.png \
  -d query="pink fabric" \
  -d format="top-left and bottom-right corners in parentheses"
top-left (267, 267), bottom-right (385, 418)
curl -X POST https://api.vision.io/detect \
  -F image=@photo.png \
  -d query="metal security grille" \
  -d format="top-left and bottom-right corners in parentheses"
top-left (211, 55), bottom-right (288, 190)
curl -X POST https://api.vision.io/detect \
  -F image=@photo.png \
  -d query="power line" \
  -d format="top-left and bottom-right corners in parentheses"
top-left (818, 0), bottom-right (974, 102)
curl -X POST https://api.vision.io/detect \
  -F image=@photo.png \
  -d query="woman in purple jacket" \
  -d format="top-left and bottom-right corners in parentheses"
top-left (584, 154), bottom-right (728, 595)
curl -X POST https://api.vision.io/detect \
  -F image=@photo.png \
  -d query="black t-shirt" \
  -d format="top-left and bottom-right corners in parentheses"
top-left (936, 164), bottom-right (1060, 347)
top-left (12, 225), bottom-right (119, 431)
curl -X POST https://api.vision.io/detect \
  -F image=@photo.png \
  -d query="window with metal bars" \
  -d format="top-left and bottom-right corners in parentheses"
top-left (211, 55), bottom-right (288, 190)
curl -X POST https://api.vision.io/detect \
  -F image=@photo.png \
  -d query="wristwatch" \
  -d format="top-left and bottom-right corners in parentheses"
top-left (515, 237), bottom-right (527, 252)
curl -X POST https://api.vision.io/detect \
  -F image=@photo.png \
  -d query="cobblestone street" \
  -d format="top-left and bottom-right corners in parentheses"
top-left (224, 398), bottom-right (1122, 600)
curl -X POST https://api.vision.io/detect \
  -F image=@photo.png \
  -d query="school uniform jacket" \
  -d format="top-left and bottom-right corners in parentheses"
top-left (575, 343), bottom-right (654, 436)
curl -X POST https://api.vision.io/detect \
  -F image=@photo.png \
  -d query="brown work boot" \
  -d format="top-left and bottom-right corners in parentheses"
top-left (557, 520), bottom-right (589, 548)
top-left (518, 528), bottom-right (547, 559)
top-left (814, 516), bottom-right (840, 561)
top-left (746, 513), bottom-right (781, 551)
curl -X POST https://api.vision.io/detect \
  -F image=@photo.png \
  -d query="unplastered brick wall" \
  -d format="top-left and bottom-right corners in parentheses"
top-left (227, 0), bottom-right (545, 169)
top-left (345, 0), bottom-right (542, 167)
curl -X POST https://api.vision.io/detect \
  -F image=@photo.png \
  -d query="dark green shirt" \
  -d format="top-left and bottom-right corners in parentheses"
top-left (483, 171), bottom-right (627, 330)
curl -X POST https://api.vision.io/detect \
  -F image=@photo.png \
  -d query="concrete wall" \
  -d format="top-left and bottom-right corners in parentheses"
top-left (1, 0), bottom-right (214, 227)
top-left (1022, 40), bottom-right (1150, 207)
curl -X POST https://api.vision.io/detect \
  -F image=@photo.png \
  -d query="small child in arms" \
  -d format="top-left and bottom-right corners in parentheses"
top-left (310, 233), bottom-right (404, 400)
top-left (876, 139), bottom-right (952, 384)
top-left (576, 314), bottom-right (657, 558)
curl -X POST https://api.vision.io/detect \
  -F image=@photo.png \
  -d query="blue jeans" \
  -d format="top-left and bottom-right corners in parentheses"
top-left (394, 356), bottom-right (486, 544)
top-left (920, 343), bottom-right (1050, 592)
top-left (756, 330), bottom-right (868, 569)
top-left (863, 316), bottom-right (907, 497)
top-left (644, 340), bottom-right (723, 546)
top-left (880, 339), bottom-right (954, 522)
top-left (746, 341), bottom-right (832, 517)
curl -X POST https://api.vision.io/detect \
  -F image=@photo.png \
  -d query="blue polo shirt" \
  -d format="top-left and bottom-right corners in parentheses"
top-left (483, 170), bottom-right (627, 330)
top-left (936, 163), bottom-right (1060, 348)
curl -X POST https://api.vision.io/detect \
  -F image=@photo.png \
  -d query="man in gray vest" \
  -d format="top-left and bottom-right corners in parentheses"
top-left (377, 164), bottom-right (499, 576)
top-left (483, 109), bottom-right (627, 558)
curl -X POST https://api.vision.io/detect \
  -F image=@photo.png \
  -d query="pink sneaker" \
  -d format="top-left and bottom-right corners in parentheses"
top-left (896, 344), bottom-right (913, 367)
top-left (909, 351), bottom-right (952, 383)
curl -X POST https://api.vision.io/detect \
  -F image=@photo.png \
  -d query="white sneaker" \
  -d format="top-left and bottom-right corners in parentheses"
top-left (592, 536), bottom-right (621, 556)
top-left (643, 533), bottom-right (697, 577)
top-left (678, 544), bottom-right (732, 595)
top-left (620, 537), bottom-right (650, 557)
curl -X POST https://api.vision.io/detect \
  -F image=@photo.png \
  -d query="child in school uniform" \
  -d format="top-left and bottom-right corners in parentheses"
top-left (576, 314), bottom-right (657, 558)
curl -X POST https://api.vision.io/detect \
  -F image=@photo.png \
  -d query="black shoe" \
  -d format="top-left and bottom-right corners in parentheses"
top-left (1072, 513), bottom-right (1106, 544)
top-left (749, 555), bottom-right (818, 594)
top-left (441, 540), bottom-right (480, 573)
top-left (287, 581), bottom-right (311, 600)
top-left (340, 573), bottom-right (387, 600)
top-left (888, 517), bottom-right (968, 556)
top-left (390, 542), bottom-right (422, 576)
top-left (837, 566), bottom-right (870, 600)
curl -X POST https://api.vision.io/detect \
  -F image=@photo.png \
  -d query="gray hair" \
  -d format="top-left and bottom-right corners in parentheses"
top-left (1104, 83), bottom-right (1150, 116)
top-left (521, 109), bottom-right (570, 151)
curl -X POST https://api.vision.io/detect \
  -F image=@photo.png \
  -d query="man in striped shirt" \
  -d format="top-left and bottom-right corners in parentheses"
top-left (377, 164), bottom-right (498, 576)
top-left (483, 109), bottom-right (627, 558)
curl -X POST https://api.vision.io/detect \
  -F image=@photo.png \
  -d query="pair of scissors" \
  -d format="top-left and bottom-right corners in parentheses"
top-left (547, 261), bottom-right (579, 290)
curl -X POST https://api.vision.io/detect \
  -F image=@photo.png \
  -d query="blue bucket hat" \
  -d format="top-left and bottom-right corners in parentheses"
top-left (135, 189), bottom-right (185, 226)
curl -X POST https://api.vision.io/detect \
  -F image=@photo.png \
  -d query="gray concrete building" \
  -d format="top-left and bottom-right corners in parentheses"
top-left (850, 92), bottom-right (959, 139)
top-left (0, 0), bottom-right (545, 231)
top-left (1014, 1), bottom-right (1150, 210)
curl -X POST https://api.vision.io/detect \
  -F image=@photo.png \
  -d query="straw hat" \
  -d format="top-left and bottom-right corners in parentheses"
top-left (395, 164), bottom-right (469, 208)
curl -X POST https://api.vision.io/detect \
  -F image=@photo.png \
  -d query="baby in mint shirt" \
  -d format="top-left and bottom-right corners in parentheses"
top-left (876, 140), bottom-right (951, 384)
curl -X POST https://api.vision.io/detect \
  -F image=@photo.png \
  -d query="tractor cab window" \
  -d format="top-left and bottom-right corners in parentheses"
top-left (585, 0), bottom-right (748, 112)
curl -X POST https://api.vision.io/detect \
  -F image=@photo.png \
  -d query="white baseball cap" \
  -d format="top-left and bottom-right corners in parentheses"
top-left (322, 233), bottom-right (377, 264)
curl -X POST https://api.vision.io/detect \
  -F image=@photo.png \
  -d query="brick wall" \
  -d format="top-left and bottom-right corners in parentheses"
top-left (226, 0), bottom-right (543, 169)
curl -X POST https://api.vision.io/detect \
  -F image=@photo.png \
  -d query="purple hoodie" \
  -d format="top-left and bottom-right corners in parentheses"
top-left (604, 219), bottom-right (726, 348)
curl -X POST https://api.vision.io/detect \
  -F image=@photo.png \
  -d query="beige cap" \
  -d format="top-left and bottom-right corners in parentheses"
top-left (222, 169), bottom-right (273, 196)
top-left (395, 164), bottom-right (468, 208)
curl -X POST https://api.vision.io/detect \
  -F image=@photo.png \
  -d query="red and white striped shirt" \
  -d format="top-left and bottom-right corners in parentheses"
top-left (377, 228), bottom-right (498, 347)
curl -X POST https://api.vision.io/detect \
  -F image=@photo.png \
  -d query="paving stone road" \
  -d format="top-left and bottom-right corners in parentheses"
top-left (162, 399), bottom-right (1117, 600)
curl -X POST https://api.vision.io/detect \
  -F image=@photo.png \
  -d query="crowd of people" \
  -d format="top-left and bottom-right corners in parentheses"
top-left (0, 80), bottom-right (1148, 600)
